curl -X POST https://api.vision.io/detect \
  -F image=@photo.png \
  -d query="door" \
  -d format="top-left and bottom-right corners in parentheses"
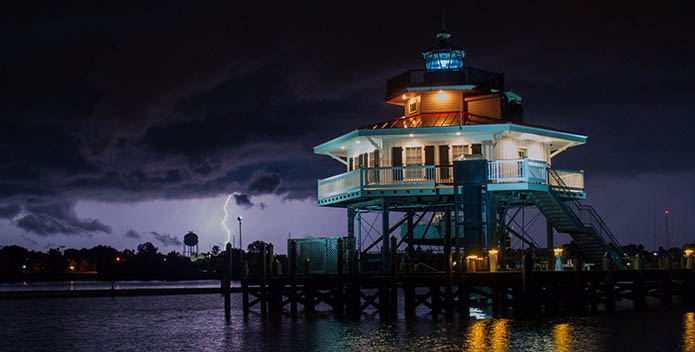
top-left (439, 145), bottom-right (450, 181)
top-left (425, 145), bottom-right (435, 180)
top-left (391, 147), bottom-right (403, 182)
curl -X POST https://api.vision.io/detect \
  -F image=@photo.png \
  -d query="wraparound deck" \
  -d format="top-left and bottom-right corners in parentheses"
top-left (317, 159), bottom-right (584, 206)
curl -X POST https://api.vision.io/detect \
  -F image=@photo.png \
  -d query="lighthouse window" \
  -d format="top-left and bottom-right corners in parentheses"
top-left (405, 147), bottom-right (422, 165)
top-left (409, 100), bottom-right (417, 113)
top-left (452, 145), bottom-right (468, 160)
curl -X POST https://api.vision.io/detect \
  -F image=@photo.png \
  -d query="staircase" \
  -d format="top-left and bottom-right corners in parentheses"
top-left (529, 168), bottom-right (625, 269)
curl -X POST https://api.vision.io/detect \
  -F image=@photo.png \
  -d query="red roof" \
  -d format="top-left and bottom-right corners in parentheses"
top-left (360, 112), bottom-right (502, 130)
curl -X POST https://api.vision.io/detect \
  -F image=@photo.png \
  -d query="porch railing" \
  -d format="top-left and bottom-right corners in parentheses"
top-left (487, 159), bottom-right (547, 184)
top-left (317, 159), bottom-right (584, 200)
top-left (548, 168), bottom-right (584, 191)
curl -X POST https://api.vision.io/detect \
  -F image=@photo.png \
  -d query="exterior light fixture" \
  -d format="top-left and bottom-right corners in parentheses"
top-left (466, 255), bottom-right (478, 260)
top-left (409, 133), bottom-right (414, 137)
top-left (488, 249), bottom-right (499, 255)
top-left (686, 249), bottom-right (694, 257)
top-left (402, 94), bottom-right (407, 100)
top-left (115, 257), bottom-right (121, 262)
top-left (435, 90), bottom-right (447, 102)
top-left (553, 248), bottom-right (563, 256)
top-left (665, 210), bottom-right (670, 214)
top-left (456, 132), bottom-right (461, 136)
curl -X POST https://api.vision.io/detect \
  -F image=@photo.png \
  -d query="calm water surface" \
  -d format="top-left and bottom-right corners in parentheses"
top-left (0, 290), bottom-right (693, 351)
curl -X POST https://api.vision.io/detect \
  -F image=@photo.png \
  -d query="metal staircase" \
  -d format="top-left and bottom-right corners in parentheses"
top-left (529, 168), bottom-right (625, 269)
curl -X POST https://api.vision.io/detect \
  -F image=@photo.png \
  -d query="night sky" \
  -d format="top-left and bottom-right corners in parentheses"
top-left (1, 1), bottom-right (694, 253)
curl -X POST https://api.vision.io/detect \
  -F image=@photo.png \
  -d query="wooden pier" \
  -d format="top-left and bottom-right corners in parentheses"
top-left (223, 240), bottom-right (695, 320)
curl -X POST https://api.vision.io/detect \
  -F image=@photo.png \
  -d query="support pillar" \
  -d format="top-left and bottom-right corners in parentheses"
top-left (224, 242), bottom-right (232, 320)
top-left (382, 202), bottom-right (390, 273)
top-left (406, 210), bottom-right (414, 262)
top-left (347, 207), bottom-right (357, 275)
top-left (546, 220), bottom-right (554, 271)
top-left (289, 240), bottom-right (297, 319)
top-left (444, 206), bottom-right (454, 317)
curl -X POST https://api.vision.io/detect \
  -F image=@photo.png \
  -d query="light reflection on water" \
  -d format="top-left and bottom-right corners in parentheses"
top-left (0, 293), bottom-right (692, 352)
top-left (685, 312), bottom-right (695, 352)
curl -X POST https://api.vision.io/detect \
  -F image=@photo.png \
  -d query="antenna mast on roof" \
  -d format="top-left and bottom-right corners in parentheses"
top-left (441, 1), bottom-right (446, 32)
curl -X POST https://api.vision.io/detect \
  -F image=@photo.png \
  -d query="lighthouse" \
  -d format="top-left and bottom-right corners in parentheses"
top-left (314, 29), bottom-right (624, 271)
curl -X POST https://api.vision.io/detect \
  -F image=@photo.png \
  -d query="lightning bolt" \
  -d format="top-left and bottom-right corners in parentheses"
top-left (221, 194), bottom-right (233, 245)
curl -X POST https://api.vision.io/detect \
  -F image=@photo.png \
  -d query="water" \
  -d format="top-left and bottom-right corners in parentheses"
top-left (0, 284), bottom-right (693, 351)
top-left (0, 280), bottom-right (224, 292)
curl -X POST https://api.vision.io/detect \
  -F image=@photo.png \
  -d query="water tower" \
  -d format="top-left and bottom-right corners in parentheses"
top-left (183, 231), bottom-right (199, 257)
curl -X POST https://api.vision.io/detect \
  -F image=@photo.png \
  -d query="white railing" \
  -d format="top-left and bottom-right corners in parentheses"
top-left (487, 158), bottom-right (547, 184)
top-left (317, 168), bottom-right (361, 199)
top-left (317, 159), bottom-right (583, 200)
top-left (549, 168), bottom-right (584, 190)
top-left (362, 166), bottom-right (453, 187)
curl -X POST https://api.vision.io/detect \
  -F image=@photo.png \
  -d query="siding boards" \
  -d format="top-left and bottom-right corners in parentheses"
top-left (466, 94), bottom-right (501, 120)
top-left (420, 91), bottom-right (462, 113)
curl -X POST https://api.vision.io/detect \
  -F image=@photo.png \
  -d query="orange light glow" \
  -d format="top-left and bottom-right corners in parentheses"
top-left (401, 94), bottom-right (407, 100)
top-left (435, 90), bottom-right (447, 102)
top-left (685, 249), bottom-right (694, 257)
top-left (665, 210), bottom-right (670, 214)
top-left (115, 257), bottom-right (121, 262)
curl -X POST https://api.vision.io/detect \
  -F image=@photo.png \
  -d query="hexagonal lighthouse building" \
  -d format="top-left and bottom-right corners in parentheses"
top-left (313, 30), bottom-right (624, 272)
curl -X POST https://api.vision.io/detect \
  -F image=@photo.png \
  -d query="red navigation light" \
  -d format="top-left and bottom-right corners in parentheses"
top-left (665, 210), bottom-right (670, 214)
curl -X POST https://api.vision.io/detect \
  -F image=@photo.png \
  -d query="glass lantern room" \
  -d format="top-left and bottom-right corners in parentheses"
top-left (422, 31), bottom-right (465, 70)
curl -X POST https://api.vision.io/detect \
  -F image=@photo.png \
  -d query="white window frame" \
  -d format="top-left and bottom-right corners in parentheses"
top-left (452, 145), bottom-right (468, 161)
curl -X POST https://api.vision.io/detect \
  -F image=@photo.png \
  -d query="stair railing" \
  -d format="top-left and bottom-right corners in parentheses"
top-left (547, 168), bottom-right (625, 264)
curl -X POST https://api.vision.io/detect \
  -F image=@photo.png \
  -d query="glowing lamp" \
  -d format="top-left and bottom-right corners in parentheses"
top-left (355, 140), bottom-right (360, 144)
top-left (115, 257), bottom-right (121, 262)
top-left (408, 133), bottom-right (414, 137)
top-left (402, 94), bottom-right (407, 100)
top-left (685, 249), bottom-right (694, 257)
top-left (455, 132), bottom-right (461, 136)
top-left (488, 249), bottom-right (499, 255)
top-left (466, 255), bottom-right (478, 260)
top-left (340, 146), bottom-right (345, 150)
top-left (553, 248), bottom-right (563, 256)
top-left (665, 210), bottom-right (670, 214)
top-left (435, 90), bottom-right (447, 102)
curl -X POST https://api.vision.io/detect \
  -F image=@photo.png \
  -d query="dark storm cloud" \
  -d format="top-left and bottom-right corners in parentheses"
top-left (0, 205), bottom-right (20, 219)
top-left (0, 1), bottom-right (694, 241)
top-left (247, 172), bottom-right (281, 195)
top-left (232, 193), bottom-right (253, 209)
top-left (15, 202), bottom-right (112, 237)
top-left (124, 230), bottom-right (141, 239)
top-left (151, 231), bottom-right (182, 247)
